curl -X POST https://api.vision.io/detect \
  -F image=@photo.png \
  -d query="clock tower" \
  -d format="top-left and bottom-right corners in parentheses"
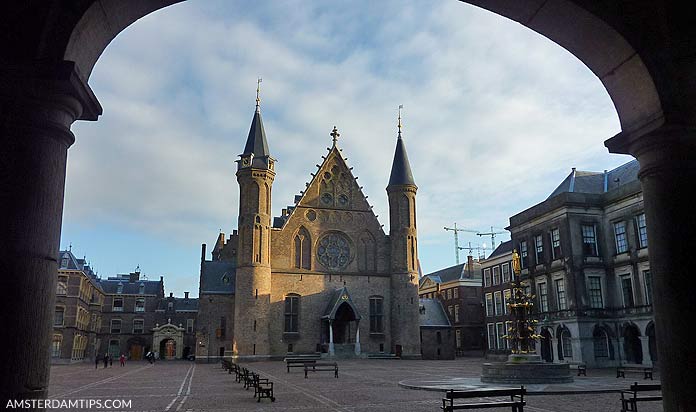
top-left (233, 83), bottom-right (275, 358)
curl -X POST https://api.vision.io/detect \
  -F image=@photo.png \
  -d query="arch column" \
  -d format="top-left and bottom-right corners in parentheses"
top-left (607, 125), bottom-right (696, 409)
top-left (639, 336), bottom-right (652, 367)
top-left (0, 60), bottom-right (101, 408)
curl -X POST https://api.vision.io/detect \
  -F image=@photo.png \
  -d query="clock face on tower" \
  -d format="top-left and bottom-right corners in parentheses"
top-left (241, 156), bottom-right (251, 167)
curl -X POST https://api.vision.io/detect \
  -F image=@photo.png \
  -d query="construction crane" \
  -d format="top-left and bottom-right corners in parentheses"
top-left (459, 242), bottom-right (487, 260)
top-left (476, 226), bottom-right (508, 253)
top-left (444, 223), bottom-right (479, 264)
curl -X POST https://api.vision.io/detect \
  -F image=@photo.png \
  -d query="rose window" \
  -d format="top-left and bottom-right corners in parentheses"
top-left (317, 233), bottom-right (351, 270)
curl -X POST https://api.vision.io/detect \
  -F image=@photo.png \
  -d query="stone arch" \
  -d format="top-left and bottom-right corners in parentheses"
top-left (540, 327), bottom-right (553, 363)
top-left (646, 321), bottom-right (658, 362)
top-left (621, 322), bottom-right (643, 364)
top-left (556, 325), bottom-right (572, 360)
top-left (592, 323), bottom-right (615, 361)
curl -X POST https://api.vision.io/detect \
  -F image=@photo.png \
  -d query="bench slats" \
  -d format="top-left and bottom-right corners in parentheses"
top-left (446, 389), bottom-right (525, 399)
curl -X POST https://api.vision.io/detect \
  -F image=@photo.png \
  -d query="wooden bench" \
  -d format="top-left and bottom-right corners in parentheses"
top-left (304, 362), bottom-right (338, 378)
top-left (617, 365), bottom-right (653, 380)
top-left (248, 372), bottom-right (276, 402)
top-left (565, 362), bottom-right (587, 376)
top-left (285, 358), bottom-right (317, 372)
top-left (620, 382), bottom-right (661, 412)
top-left (441, 387), bottom-right (526, 412)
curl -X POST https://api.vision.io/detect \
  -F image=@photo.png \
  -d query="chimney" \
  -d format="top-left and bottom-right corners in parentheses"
top-left (467, 255), bottom-right (474, 278)
top-left (169, 292), bottom-right (173, 298)
top-left (282, 208), bottom-right (288, 217)
top-left (129, 271), bottom-right (140, 283)
top-left (233, 229), bottom-right (238, 236)
top-left (201, 243), bottom-right (207, 263)
top-left (160, 276), bottom-right (163, 282)
top-left (184, 291), bottom-right (189, 300)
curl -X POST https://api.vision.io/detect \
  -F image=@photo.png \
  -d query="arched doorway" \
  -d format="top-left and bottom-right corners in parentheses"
top-left (127, 337), bottom-right (147, 361)
top-left (556, 326), bottom-right (572, 361)
top-left (540, 327), bottom-right (553, 363)
top-left (333, 302), bottom-right (356, 344)
top-left (622, 323), bottom-right (643, 364)
top-left (160, 339), bottom-right (177, 360)
top-left (646, 322), bottom-right (658, 363)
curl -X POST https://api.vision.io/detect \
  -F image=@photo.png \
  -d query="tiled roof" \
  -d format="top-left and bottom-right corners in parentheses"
top-left (100, 276), bottom-right (162, 295)
top-left (157, 297), bottom-right (199, 311)
top-left (419, 298), bottom-right (451, 327)
top-left (200, 261), bottom-right (236, 294)
top-left (547, 159), bottom-right (640, 199)
top-left (488, 240), bottom-right (513, 259)
top-left (423, 260), bottom-right (482, 284)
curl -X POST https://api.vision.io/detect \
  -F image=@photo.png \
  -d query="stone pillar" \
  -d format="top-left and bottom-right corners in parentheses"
top-left (0, 61), bottom-right (101, 408)
top-left (328, 320), bottom-right (335, 356)
top-left (355, 321), bottom-right (361, 355)
top-left (550, 334), bottom-right (558, 363)
top-left (607, 125), bottom-right (696, 411)
top-left (570, 337), bottom-right (583, 363)
top-left (639, 336), bottom-right (652, 367)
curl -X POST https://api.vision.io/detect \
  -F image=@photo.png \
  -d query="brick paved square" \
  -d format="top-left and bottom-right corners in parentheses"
top-left (46, 358), bottom-right (663, 411)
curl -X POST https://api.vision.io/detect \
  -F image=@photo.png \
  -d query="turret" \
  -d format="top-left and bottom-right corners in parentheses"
top-left (233, 80), bottom-right (275, 358)
top-left (386, 106), bottom-right (421, 358)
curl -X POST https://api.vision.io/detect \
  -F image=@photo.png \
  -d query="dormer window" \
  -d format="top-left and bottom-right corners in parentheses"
top-left (117, 282), bottom-right (123, 294)
top-left (60, 256), bottom-right (69, 268)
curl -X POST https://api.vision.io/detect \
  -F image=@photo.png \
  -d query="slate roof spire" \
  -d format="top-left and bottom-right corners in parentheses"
top-left (240, 78), bottom-right (273, 169)
top-left (388, 105), bottom-right (416, 187)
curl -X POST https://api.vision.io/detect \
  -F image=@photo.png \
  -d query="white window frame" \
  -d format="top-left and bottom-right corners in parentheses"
top-left (613, 221), bottom-right (628, 254)
top-left (636, 213), bottom-right (648, 248)
top-left (454, 304), bottom-right (460, 323)
top-left (487, 324), bottom-right (496, 350)
top-left (501, 263), bottom-right (510, 283)
top-left (133, 318), bottom-right (144, 334)
top-left (619, 274), bottom-right (635, 308)
top-left (494, 291), bottom-right (502, 316)
top-left (586, 275), bottom-right (605, 309)
top-left (550, 228), bottom-right (561, 260)
top-left (537, 281), bottom-right (548, 312)
top-left (503, 289), bottom-right (511, 315)
top-left (135, 297), bottom-right (145, 312)
top-left (642, 269), bottom-right (652, 305)
top-left (485, 293), bottom-right (494, 317)
top-left (496, 322), bottom-right (505, 350)
top-left (581, 224), bottom-right (598, 256)
top-left (534, 234), bottom-right (544, 265)
top-left (110, 319), bottom-right (121, 334)
top-left (492, 266), bottom-right (500, 285)
top-left (112, 298), bottom-right (123, 312)
top-left (483, 268), bottom-right (491, 287)
top-left (554, 277), bottom-right (567, 310)
top-left (187, 319), bottom-right (194, 333)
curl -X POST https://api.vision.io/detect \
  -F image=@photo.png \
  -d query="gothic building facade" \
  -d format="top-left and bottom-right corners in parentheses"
top-left (197, 100), bottom-right (421, 360)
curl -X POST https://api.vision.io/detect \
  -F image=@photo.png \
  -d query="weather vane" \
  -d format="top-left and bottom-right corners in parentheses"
top-left (255, 77), bottom-right (262, 112)
top-left (398, 104), bottom-right (403, 137)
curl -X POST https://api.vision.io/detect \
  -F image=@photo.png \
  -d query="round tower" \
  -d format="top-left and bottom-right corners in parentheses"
top-left (386, 108), bottom-right (421, 358)
top-left (233, 83), bottom-right (275, 359)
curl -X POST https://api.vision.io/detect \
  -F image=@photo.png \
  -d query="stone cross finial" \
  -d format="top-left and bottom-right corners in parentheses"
top-left (330, 126), bottom-right (340, 146)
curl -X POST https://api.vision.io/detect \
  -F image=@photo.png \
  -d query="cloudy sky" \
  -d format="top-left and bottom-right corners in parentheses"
top-left (63, 0), bottom-right (631, 296)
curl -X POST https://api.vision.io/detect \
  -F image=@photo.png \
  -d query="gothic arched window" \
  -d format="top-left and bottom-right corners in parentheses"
top-left (358, 231), bottom-right (376, 272)
top-left (294, 227), bottom-right (311, 269)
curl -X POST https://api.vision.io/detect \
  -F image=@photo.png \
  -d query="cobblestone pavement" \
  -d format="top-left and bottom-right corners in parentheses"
top-left (47, 358), bottom-right (664, 411)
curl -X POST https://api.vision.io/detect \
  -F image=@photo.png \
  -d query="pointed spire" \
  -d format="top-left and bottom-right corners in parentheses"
top-left (388, 105), bottom-right (416, 187)
top-left (240, 78), bottom-right (272, 168)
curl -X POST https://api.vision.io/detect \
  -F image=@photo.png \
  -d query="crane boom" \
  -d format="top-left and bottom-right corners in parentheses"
top-left (443, 222), bottom-right (478, 264)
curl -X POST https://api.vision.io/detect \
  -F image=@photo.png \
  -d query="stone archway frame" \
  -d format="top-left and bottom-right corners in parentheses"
top-left (152, 321), bottom-right (185, 360)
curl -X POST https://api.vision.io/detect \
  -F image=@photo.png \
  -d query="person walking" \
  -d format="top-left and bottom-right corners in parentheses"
top-left (103, 354), bottom-right (108, 368)
top-left (95, 354), bottom-right (100, 369)
top-left (119, 353), bottom-right (126, 367)
top-left (109, 354), bottom-right (113, 367)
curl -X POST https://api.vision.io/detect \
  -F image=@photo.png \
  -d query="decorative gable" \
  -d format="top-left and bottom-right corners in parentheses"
top-left (297, 147), bottom-right (372, 212)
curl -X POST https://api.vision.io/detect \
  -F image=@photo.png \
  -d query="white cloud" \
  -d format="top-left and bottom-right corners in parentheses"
top-left (64, 0), bottom-right (624, 292)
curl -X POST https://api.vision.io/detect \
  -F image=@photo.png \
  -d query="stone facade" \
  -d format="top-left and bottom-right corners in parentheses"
top-left (54, 250), bottom-right (198, 362)
top-left (52, 251), bottom-right (104, 364)
top-left (198, 105), bottom-right (421, 359)
top-left (497, 161), bottom-right (655, 368)
top-left (419, 257), bottom-right (485, 353)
